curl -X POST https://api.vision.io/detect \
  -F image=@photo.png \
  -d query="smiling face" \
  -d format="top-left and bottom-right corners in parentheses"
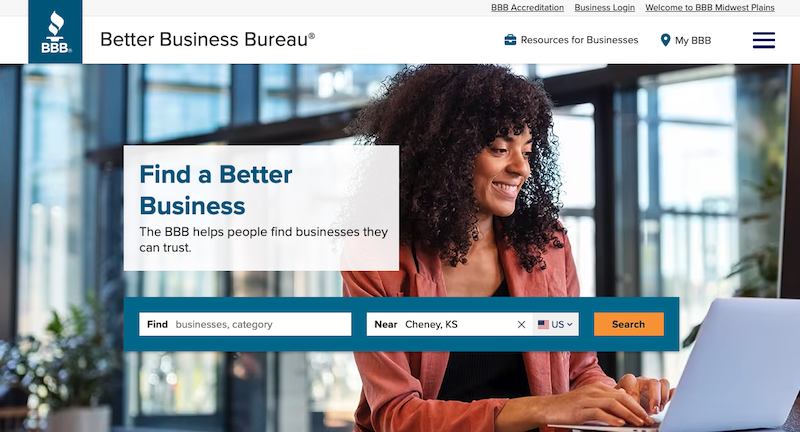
top-left (472, 127), bottom-right (533, 220)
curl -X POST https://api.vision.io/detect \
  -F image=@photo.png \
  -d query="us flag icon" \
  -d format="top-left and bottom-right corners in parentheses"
top-left (538, 320), bottom-right (549, 329)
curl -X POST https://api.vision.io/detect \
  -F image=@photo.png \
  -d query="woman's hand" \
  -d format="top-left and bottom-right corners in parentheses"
top-left (615, 374), bottom-right (676, 415)
top-left (532, 382), bottom-right (654, 428)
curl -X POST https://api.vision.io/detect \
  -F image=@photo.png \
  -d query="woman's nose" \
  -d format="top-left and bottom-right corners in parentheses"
top-left (509, 152), bottom-right (530, 177)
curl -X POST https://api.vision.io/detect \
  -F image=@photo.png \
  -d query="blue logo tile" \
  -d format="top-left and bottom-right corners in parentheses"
top-left (29, 0), bottom-right (82, 63)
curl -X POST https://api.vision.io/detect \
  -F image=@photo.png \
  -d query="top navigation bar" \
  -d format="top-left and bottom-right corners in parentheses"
top-left (3, 0), bottom-right (800, 17)
top-left (2, 0), bottom-right (798, 63)
top-left (2, 16), bottom-right (797, 64)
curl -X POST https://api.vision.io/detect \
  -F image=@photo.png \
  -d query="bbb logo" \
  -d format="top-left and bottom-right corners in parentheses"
top-left (42, 11), bottom-right (71, 54)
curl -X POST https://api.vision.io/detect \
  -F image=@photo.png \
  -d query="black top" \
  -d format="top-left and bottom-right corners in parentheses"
top-left (437, 279), bottom-right (531, 402)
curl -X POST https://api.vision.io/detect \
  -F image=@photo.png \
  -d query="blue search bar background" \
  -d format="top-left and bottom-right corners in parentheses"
top-left (125, 297), bottom-right (678, 352)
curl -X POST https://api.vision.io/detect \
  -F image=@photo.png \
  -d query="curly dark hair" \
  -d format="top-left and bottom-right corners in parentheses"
top-left (347, 64), bottom-right (564, 272)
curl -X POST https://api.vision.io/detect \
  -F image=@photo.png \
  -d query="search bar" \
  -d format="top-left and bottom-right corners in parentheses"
top-left (139, 312), bottom-right (351, 337)
top-left (366, 312), bottom-right (579, 336)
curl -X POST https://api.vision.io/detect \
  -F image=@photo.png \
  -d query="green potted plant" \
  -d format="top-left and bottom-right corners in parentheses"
top-left (0, 294), bottom-right (117, 432)
top-left (0, 334), bottom-right (41, 407)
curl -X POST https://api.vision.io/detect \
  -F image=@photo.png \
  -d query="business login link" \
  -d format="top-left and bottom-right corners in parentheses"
top-left (519, 35), bottom-right (639, 44)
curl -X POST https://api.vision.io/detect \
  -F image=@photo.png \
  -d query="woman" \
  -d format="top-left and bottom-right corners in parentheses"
top-left (342, 64), bottom-right (673, 432)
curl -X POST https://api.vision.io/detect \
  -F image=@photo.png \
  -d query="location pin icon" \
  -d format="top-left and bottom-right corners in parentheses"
top-left (661, 33), bottom-right (671, 46)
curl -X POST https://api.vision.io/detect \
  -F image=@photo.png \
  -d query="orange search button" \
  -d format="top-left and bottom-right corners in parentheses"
top-left (594, 313), bottom-right (664, 336)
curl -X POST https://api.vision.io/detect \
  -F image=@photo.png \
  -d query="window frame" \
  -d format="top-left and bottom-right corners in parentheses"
top-left (0, 65), bottom-right (21, 342)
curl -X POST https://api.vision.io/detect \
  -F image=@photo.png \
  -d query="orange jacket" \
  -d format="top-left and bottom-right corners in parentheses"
top-left (341, 224), bottom-right (616, 432)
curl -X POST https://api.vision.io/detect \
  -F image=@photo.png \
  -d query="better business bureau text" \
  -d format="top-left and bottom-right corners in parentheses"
top-left (101, 32), bottom-right (310, 47)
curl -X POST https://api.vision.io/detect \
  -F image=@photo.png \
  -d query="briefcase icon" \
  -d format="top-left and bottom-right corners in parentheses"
top-left (505, 34), bottom-right (517, 45)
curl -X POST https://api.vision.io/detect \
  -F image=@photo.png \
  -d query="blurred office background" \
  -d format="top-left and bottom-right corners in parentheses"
top-left (0, 63), bottom-right (795, 431)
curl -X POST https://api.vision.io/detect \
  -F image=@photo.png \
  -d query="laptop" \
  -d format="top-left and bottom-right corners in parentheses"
top-left (549, 298), bottom-right (800, 432)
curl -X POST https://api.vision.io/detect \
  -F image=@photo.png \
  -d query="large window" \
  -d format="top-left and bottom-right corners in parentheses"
top-left (143, 65), bottom-right (231, 141)
top-left (17, 65), bottom-right (89, 335)
top-left (260, 64), bottom-right (293, 123)
top-left (553, 103), bottom-right (597, 297)
top-left (296, 64), bottom-right (404, 117)
top-left (259, 64), bottom-right (407, 123)
top-left (638, 66), bottom-right (787, 384)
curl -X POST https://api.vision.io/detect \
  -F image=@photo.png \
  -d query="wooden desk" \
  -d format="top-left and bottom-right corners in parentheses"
top-left (0, 407), bottom-right (28, 432)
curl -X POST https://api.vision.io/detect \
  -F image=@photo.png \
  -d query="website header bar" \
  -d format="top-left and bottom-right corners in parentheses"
top-left (4, 16), bottom-right (795, 64)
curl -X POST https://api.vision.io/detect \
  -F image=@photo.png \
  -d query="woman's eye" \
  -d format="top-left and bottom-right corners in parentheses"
top-left (491, 148), bottom-right (507, 154)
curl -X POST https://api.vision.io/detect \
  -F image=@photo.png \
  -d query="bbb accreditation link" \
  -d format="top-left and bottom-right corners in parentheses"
top-left (491, 4), bottom-right (566, 11)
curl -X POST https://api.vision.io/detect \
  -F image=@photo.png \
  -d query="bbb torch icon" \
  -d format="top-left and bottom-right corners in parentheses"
top-left (42, 11), bottom-right (71, 53)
